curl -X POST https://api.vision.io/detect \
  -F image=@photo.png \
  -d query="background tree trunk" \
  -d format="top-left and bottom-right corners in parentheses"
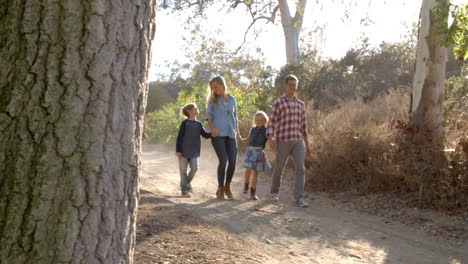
top-left (0, 0), bottom-right (156, 263)
top-left (411, 0), bottom-right (448, 139)
top-left (409, 0), bottom-right (449, 204)
top-left (278, 0), bottom-right (307, 64)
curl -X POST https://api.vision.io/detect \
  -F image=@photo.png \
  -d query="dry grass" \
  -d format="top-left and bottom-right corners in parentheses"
top-left (304, 90), bottom-right (467, 214)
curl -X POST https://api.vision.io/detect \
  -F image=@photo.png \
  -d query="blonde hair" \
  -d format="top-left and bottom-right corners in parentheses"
top-left (252, 111), bottom-right (269, 127)
top-left (181, 103), bottom-right (196, 117)
top-left (285, 74), bottom-right (298, 84)
top-left (207, 76), bottom-right (228, 105)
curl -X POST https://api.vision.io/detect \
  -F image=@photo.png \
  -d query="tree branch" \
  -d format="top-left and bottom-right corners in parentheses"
top-left (270, 4), bottom-right (280, 24)
top-left (293, 0), bottom-right (308, 30)
top-left (234, 16), bottom-right (272, 55)
top-left (232, 2), bottom-right (279, 55)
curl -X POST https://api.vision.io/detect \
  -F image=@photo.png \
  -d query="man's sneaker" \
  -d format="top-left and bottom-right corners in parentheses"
top-left (187, 185), bottom-right (193, 193)
top-left (181, 191), bottom-right (191, 197)
top-left (296, 198), bottom-right (309, 207)
top-left (271, 193), bottom-right (279, 202)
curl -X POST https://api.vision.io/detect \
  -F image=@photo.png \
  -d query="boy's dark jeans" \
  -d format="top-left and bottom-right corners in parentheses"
top-left (211, 136), bottom-right (237, 186)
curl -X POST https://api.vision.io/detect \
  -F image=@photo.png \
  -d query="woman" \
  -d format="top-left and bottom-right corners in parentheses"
top-left (206, 76), bottom-right (241, 199)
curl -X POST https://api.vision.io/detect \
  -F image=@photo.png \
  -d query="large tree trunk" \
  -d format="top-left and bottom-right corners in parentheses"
top-left (409, 0), bottom-right (448, 204)
top-left (0, 0), bottom-right (156, 263)
top-left (278, 0), bottom-right (307, 64)
top-left (411, 0), bottom-right (448, 139)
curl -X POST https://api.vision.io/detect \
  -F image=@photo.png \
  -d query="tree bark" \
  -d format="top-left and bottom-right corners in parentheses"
top-left (411, 0), bottom-right (448, 139)
top-left (0, 0), bottom-right (156, 263)
top-left (278, 0), bottom-right (307, 64)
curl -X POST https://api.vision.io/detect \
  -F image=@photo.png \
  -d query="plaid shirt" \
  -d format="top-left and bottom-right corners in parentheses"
top-left (267, 96), bottom-right (307, 141)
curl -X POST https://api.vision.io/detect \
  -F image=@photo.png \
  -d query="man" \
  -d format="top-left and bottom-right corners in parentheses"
top-left (267, 74), bottom-right (311, 207)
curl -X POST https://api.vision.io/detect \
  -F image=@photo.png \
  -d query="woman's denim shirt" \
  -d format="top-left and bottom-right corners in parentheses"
top-left (206, 94), bottom-right (237, 139)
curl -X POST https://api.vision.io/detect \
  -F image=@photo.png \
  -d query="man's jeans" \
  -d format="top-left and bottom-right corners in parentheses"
top-left (179, 157), bottom-right (198, 192)
top-left (270, 140), bottom-right (305, 200)
top-left (211, 137), bottom-right (237, 186)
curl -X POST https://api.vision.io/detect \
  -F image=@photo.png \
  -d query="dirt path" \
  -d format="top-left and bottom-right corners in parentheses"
top-left (137, 144), bottom-right (467, 264)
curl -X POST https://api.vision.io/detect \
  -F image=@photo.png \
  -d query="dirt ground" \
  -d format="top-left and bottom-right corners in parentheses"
top-left (134, 144), bottom-right (468, 264)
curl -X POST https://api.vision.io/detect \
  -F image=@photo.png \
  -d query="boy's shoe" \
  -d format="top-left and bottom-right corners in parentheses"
top-left (181, 191), bottom-right (191, 197)
top-left (271, 193), bottom-right (279, 202)
top-left (296, 198), bottom-right (309, 207)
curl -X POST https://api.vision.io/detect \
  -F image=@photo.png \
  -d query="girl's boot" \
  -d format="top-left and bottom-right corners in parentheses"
top-left (216, 186), bottom-right (225, 200)
top-left (225, 184), bottom-right (234, 199)
top-left (243, 183), bottom-right (249, 194)
top-left (250, 187), bottom-right (258, 200)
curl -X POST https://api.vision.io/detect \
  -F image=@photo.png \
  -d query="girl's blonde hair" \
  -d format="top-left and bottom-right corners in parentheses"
top-left (207, 76), bottom-right (228, 105)
top-left (252, 111), bottom-right (269, 127)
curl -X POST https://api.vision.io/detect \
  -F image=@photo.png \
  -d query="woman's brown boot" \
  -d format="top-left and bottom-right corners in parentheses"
top-left (224, 184), bottom-right (234, 199)
top-left (216, 186), bottom-right (225, 200)
top-left (250, 187), bottom-right (258, 200)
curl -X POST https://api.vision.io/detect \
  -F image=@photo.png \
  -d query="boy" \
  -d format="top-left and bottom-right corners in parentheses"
top-left (176, 103), bottom-right (211, 197)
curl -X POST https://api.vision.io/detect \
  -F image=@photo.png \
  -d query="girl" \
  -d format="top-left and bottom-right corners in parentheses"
top-left (241, 111), bottom-right (271, 200)
top-left (206, 76), bottom-right (242, 200)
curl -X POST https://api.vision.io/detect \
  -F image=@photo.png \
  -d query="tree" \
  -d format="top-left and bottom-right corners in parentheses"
top-left (0, 1), bottom-right (156, 263)
top-left (278, 0), bottom-right (307, 63)
top-left (162, 0), bottom-right (307, 63)
top-left (410, 0), bottom-right (449, 140)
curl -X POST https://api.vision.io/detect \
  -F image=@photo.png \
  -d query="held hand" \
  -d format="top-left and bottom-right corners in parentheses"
top-left (236, 134), bottom-right (242, 143)
top-left (306, 145), bottom-right (312, 158)
top-left (269, 139), bottom-right (276, 149)
top-left (211, 128), bottom-right (219, 137)
top-left (176, 152), bottom-right (182, 157)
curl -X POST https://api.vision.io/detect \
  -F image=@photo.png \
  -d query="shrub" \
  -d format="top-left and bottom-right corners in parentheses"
top-left (444, 63), bottom-right (467, 113)
top-left (305, 90), bottom-right (409, 192)
top-left (304, 89), bottom-right (467, 212)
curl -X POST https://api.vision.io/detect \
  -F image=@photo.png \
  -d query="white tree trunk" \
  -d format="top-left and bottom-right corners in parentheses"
top-left (411, 0), bottom-right (448, 138)
top-left (0, 0), bottom-right (156, 263)
top-left (278, 0), bottom-right (307, 64)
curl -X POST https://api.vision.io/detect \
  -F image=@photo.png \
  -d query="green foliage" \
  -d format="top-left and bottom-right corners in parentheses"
top-left (144, 79), bottom-right (263, 144)
top-left (433, 2), bottom-right (468, 60)
top-left (444, 63), bottom-right (467, 113)
top-left (183, 32), bottom-right (277, 90)
top-left (145, 103), bottom-right (181, 144)
top-left (145, 83), bottom-right (208, 144)
top-left (145, 26), bottom-right (278, 143)
top-left (227, 84), bottom-right (261, 134)
top-left (146, 82), bottom-right (175, 113)
top-left (275, 37), bottom-right (416, 109)
top-left (147, 19), bottom-right (420, 144)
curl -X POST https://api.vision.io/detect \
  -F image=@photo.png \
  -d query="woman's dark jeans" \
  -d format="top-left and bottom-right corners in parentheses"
top-left (211, 137), bottom-right (237, 187)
